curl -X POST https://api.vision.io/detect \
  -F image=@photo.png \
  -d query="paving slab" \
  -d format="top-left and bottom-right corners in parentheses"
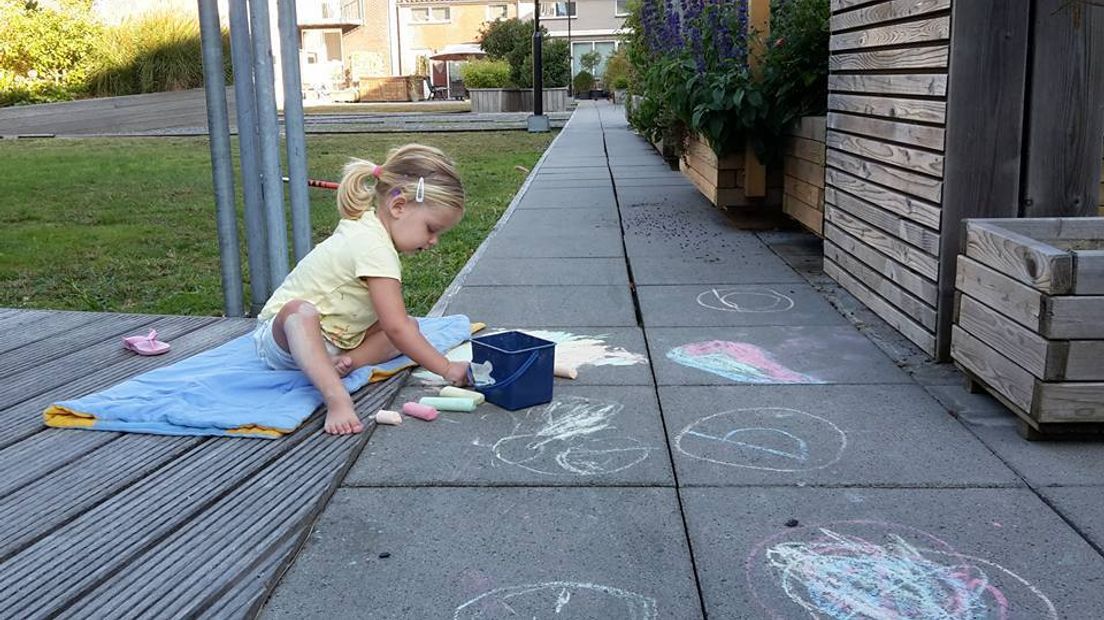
top-left (518, 186), bottom-right (617, 209)
top-left (1036, 487), bottom-right (1104, 552)
top-left (629, 252), bottom-right (806, 285)
top-left (524, 178), bottom-right (614, 191)
top-left (541, 156), bottom-right (611, 168)
top-left (928, 385), bottom-right (1104, 487)
top-left (620, 203), bottom-right (768, 257)
top-left (682, 487), bottom-right (1104, 619)
top-left (616, 184), bottom-right (713, 209)
top-left (658, 385), bottom-right (1020, 487)
top-left (646, 326), bottom-right (911, 385)
top-left (613, 177), bottom-right (698, 189)
top-left (347, 385), bottom-right (673, 486)
top-left (444, 285), bottom-right (637, 327)
top-left (636, 283), bottom-right (850, 327)
top-left (498, 205), bottom-right (620, 229)
top-left (479, 226), bottom-right (624, 259)
top-left (535, 169), bottom-right (611, 181)
top-left (464, 257), bottom-right (629, 286)
top-left (262, 488), bottom-right (703, 619)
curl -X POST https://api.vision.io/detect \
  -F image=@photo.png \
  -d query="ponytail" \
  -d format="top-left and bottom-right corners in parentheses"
top-left (335, 144), bottom-right (464, 220)
top-left (336, 159), bottom-right (378, 219)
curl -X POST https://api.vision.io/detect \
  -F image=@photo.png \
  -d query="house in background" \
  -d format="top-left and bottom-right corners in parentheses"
top-left (91, 0), bottom-right (628, 100)
top-left (539, 0), bottom-right (628, 82)
top-left (396, 0), bottom-right (524, 98)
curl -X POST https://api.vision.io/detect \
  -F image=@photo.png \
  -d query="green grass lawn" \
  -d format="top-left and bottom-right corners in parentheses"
top-left (0, 132), bottom-right (554, 317)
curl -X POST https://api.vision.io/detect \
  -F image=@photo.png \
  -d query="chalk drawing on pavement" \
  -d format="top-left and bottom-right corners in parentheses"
top-left (667, 340), bottom-right (822, 384)
top-left (675, 407), bottom-right (846, 472)
top-left (746, 521), bottom-right (1058, 620)
top-left (697, 287), bottom-right (795, 314)
top-left (454, 581), bottom-right (657, 619)
top-left (492, 396), bottom-right (652, 476)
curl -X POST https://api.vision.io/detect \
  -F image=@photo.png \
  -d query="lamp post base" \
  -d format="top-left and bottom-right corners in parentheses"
top-left (527, 114), bottom-right (550, 133)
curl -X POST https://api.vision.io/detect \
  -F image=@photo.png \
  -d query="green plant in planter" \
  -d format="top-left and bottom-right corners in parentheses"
top-left (460, 59), bottom-right (511, 88)
top-left (572, 69), bottom-right (595, 94)
top-left (603, 48), bottom-right (632, 91)
top-left (623, 0), bottom-right (829, 164)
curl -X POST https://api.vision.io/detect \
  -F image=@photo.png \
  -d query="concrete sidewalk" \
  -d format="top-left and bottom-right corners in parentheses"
top-left (261, 101), bottom-right (1104, 618)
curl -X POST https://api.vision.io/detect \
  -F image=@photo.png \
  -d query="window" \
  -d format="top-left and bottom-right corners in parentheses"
top-left (487, 4), bottom-right (508, 20)
top-left (410, 6), bottom-right (451, 23)
top-left (571, 41), bottom-right (617, 77)
top-left (539, 1), bottom-right (575, 18)
top-left (615, 0), bottom-right (629, 15)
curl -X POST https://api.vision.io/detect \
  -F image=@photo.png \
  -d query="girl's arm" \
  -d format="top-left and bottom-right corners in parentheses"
top-left (365, 276), bottom-right (467, 382)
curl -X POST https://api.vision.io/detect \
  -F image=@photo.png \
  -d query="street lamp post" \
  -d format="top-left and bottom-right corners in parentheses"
top-left (528, 0), bottom-right (550, 132)
top-left (567, 1), bottom-right (573, 97)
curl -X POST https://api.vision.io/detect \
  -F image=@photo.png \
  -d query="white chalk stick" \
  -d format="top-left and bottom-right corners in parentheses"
top-left (439, 385), bottom-right (485, 405)
top-left (554, 363), bottom-right (578, 380)
top-left (374, 409), bottom-right (402, 425)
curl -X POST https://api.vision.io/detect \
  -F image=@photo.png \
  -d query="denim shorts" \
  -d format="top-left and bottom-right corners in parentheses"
top-left (252, 319), bottom-right (341, 371)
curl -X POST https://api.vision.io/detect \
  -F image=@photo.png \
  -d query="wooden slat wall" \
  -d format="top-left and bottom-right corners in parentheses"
top-left (1099, 153), bottom-right (1104, 216)
top-left (823, 0), bottom-right (952, 356)
top-left (784, 117), bottom-right (827, 236)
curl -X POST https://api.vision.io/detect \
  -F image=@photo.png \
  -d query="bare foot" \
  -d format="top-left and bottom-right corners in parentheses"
top-left (324, 402), bottom-right (364, 435)
top-left (332, 354), bottom-right (354, 377)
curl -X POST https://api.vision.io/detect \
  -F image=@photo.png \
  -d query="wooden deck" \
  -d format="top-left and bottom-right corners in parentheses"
top-left (0, 308), bottom-right (403, 618)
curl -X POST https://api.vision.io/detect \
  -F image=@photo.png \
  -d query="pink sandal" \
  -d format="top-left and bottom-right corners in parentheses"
top-left (122, 328), bottom-right (171, 356)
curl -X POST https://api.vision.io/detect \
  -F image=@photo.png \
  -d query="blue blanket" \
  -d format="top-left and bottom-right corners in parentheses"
top-left (43, 315), bottom-right (472, 438)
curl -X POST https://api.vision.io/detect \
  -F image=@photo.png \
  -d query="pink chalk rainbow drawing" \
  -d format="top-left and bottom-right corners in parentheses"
top-left (666, 340), bottom-right (819, 384)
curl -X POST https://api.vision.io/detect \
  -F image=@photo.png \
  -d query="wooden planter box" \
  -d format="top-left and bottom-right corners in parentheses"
top-left (783, 116), bottom-right (827, 236)
top-left (951, 217), bottom-right (1104, 438)
top-left (679, 133), bottom-right (781, 209)
top-left (357, 76), bottom-right (426, 102)
top-left (469, 88), bottom-right (568, 113)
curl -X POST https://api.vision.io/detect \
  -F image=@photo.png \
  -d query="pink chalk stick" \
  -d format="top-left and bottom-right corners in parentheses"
top-left (401, 401), bottom-right (438, 421)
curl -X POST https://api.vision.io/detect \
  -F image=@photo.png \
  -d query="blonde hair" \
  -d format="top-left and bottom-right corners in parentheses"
top-left (336, 143), bottom-right (465, 220)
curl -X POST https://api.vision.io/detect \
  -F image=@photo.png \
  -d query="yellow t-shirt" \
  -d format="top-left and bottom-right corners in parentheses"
top-left (258, 211), bottom-right (402, 349)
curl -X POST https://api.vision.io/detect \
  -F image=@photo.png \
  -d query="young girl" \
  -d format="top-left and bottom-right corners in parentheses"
top-left (253, 144), bottom-right (471, 435)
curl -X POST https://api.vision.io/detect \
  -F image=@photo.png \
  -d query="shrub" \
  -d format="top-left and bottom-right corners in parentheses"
top-left (478, 18), bottom-right (568, 88)
top-left (460, 59), bottom-right (511, 88)
top-left (623, 0), bottom-right (830, 163)
top-left (572, 70), bottom-right (595, 94)
top-left (0, 0), bottom-right (102, 105)
top-left (87, 12), bottom-right (231, 98)
top-left (518, 38), bottom-right (570, 89)
top-left (603, 48), bottom-right (632, 89)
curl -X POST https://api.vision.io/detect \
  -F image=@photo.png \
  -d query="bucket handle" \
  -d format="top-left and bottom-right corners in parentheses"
top-left (479, 350), bottom-right (540, 392)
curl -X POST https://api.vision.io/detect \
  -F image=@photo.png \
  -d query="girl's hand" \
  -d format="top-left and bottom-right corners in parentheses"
top-left (443, 361), bottom-right (470, 386)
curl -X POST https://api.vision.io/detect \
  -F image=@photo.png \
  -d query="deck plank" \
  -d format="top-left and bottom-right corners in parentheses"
top-left (0, 310), bottom-right (104, 356)
top-left (0, 312), bottom-right (158, 379)
top-left (62, 376), bottom-right (402, 618)
top-left (0, 318), bottom-right (255, 449)
top-left (0, 434), bottom-right (201, 561)
top-left (0, 314), bottom-right (217, 410)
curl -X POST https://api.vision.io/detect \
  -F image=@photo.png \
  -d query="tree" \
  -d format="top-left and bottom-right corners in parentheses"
top-left (478, 17), bottom-right (568, 88)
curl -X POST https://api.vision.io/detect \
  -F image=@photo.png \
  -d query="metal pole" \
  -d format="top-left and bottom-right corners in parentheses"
top-left (249, 0), bottom-right (291, 291)
top-left (533, 2), bottom-right (543, 117)
top-left (229, 0), bottom-right (270, 313)
top-left (197, 0), bottom-right (244, 317)
top-left (567, 1), bottom-right (572, 97)
top-left (277, 0), bottom-right (312, 263)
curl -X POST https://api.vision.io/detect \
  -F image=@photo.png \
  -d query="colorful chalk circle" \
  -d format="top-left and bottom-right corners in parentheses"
top-left (745, 521), bottom-right (1058, 620)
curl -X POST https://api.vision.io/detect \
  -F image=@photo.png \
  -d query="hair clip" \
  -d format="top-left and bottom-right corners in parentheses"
top-left (372, 164), bottom-right (382, 178)
top-left (415, 177), bottom-right (425, 203)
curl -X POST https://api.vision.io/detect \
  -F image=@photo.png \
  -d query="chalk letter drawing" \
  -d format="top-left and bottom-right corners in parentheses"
top-left (675, 408), bottom-right (846, 472)
top-left (492, 397), bottom-right (652, 476)
top-left (454, 581), bottom-right (657, 619)
top-left (697, 287), bottom-right (795, 314)
top-left (667, 340), bottom-right (821, 383)
top-left (746, 521), bottom-right (1058, 620)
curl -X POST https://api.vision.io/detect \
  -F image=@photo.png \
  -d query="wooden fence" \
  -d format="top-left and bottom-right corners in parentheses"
top-left (823, 0), bottom-right (1104, 360)
top-left (821, 0), bottom-right (951, 356)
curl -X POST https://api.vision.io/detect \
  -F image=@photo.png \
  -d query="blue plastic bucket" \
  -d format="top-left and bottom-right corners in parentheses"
top-left (471, 331), bottom-right (555, 410)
